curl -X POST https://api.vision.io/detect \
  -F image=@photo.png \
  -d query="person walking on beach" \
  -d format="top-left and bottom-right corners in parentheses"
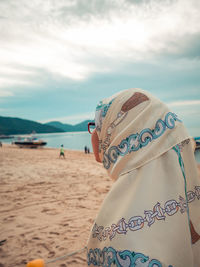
top-left (59, 144), bottom-right (65, 159)
top-left (87, 88), bottom-right (200, 267)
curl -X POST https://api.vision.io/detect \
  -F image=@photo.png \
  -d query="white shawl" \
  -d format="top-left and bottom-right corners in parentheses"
top-left (87, 88), bottom-right (200, 267)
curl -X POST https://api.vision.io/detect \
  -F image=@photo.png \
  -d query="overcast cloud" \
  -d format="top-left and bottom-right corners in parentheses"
top-left (0, 0), bottom-right (199, 134)
top-left (1, 0), bottom-right (200, 88)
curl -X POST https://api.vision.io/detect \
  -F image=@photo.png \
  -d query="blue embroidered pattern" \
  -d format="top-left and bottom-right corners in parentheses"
top-left (92, 186), bottom-right (200, 242)
top-left (173, 145), bottom-right (190, 227)
top-left (103, 112), bottom-right (182, 169)
top-left (87, 246), bottom-right (173, 266)
top-left (96, 99), bottom-right (115, 118)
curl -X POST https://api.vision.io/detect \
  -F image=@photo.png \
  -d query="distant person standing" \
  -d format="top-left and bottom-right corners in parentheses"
top-left (59, 144), bottom-right (65, 159)
top-left (0, 142), bottom-right (2, 147)
top-left (84, 146), bottom-right (88, 154)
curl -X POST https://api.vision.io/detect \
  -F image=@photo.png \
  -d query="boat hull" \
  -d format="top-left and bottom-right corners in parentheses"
top-left (14, 141), bottom-right (47, 148)
top-left (196, 141), bottom-right (200, 150)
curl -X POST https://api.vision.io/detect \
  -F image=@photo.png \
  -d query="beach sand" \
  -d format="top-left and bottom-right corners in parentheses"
top-left (0, 145), bottom-right (200, 267)
top-left (0, 145), bottom-right (112, 267)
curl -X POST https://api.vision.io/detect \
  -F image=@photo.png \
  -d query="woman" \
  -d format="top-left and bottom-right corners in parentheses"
top-left (87, 88), bottom-right (200, 267)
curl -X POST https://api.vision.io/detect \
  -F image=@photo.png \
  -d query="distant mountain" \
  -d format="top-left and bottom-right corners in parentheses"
top-left (0, 116), bottom-right (64, 135)
top-left (45, 120), bottom-right (94, 132)
top-left (45, 121), bottom-right (74, 132)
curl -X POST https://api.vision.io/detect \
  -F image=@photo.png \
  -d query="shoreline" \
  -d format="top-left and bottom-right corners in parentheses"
top-left (0, 143), bottom-right (88, 152)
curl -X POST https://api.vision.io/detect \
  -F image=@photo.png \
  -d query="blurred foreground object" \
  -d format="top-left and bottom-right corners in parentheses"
top-left (26, 259), bottom-right (44, 267)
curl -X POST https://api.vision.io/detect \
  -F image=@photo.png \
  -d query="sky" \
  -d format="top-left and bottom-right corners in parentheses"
top-left (0, 0), bottom-right (200, 136)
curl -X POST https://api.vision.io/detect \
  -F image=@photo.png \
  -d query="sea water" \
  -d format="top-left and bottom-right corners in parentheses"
top-left (0, 132), bottom-right (93, 152)
top-left (36, 132), bottom-right (93, 151)
top-left (1, 132), bottom-right (200, 163)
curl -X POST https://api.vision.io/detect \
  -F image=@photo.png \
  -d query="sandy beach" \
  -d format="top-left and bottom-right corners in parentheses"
top-left (0, 145), bottom-right (200, 267)
top-left (0, 145), bottom-right (111, 267)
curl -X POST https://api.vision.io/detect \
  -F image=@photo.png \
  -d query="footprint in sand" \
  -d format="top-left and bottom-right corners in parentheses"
top-left (48, 251), bottom-right (55, 257)
top-left (3, 216), bottom-right (15, 222)
top-left (60, 222), bottom-right (69, 227)
top-left (41, 207), bottom-right (59, 215)
top-left (41, 207), bottom-right (51, 213)
top-left (20, 259), bottom-right (27, 265)
top-left (58, 247), bottom-right (65, 251)
top-left (49, 231), bottom-right (60, 235)
top-left (6, 173), bottom-right (13, 177)
top-left (32, 237), bottom-right (41, 240)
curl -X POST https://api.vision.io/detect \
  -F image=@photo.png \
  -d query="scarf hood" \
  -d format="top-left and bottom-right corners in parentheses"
top-left (95, 88), bottom-right (190, 180)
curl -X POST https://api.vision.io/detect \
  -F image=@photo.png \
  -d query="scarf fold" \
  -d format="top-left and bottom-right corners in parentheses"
top-left (87, 88), bottom-right (200, 267)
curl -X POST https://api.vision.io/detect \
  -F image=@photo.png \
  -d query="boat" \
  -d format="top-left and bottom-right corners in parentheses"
top-left (14, 136), bottom-right (47, 148)
top-left (195, 141), bottom-right (200, 150)
top-left (194, 137), bottom-right (200, 151)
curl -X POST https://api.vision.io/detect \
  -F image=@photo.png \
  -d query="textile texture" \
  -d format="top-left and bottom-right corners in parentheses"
top-left (87, 88), bottom-right (200, 267)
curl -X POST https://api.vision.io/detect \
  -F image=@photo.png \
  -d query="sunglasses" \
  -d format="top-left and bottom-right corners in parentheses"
top-left (88, 122), bottom-right (95, 134)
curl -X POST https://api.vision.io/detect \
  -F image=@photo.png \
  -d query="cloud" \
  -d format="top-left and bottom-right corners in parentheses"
top-left (0, 65), bottom-right (38, 89)
top-left (174, 34), bottom-right (200, 59)
top-left (0, 0), bottom-right (200, 89)
top-left (168, 100), bottom-right (200, 107)
top-left (0, 89), bottom-right (14, 97)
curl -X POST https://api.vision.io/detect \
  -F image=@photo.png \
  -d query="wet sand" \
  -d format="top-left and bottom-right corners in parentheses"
top-left (0, 145), bottom-right (111, 267)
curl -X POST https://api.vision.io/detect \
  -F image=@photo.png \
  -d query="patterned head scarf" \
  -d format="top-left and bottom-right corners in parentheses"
top-left (87, 88), bottom-right (200, 267)
top-left (95, 88), bottom-right (189, 180)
